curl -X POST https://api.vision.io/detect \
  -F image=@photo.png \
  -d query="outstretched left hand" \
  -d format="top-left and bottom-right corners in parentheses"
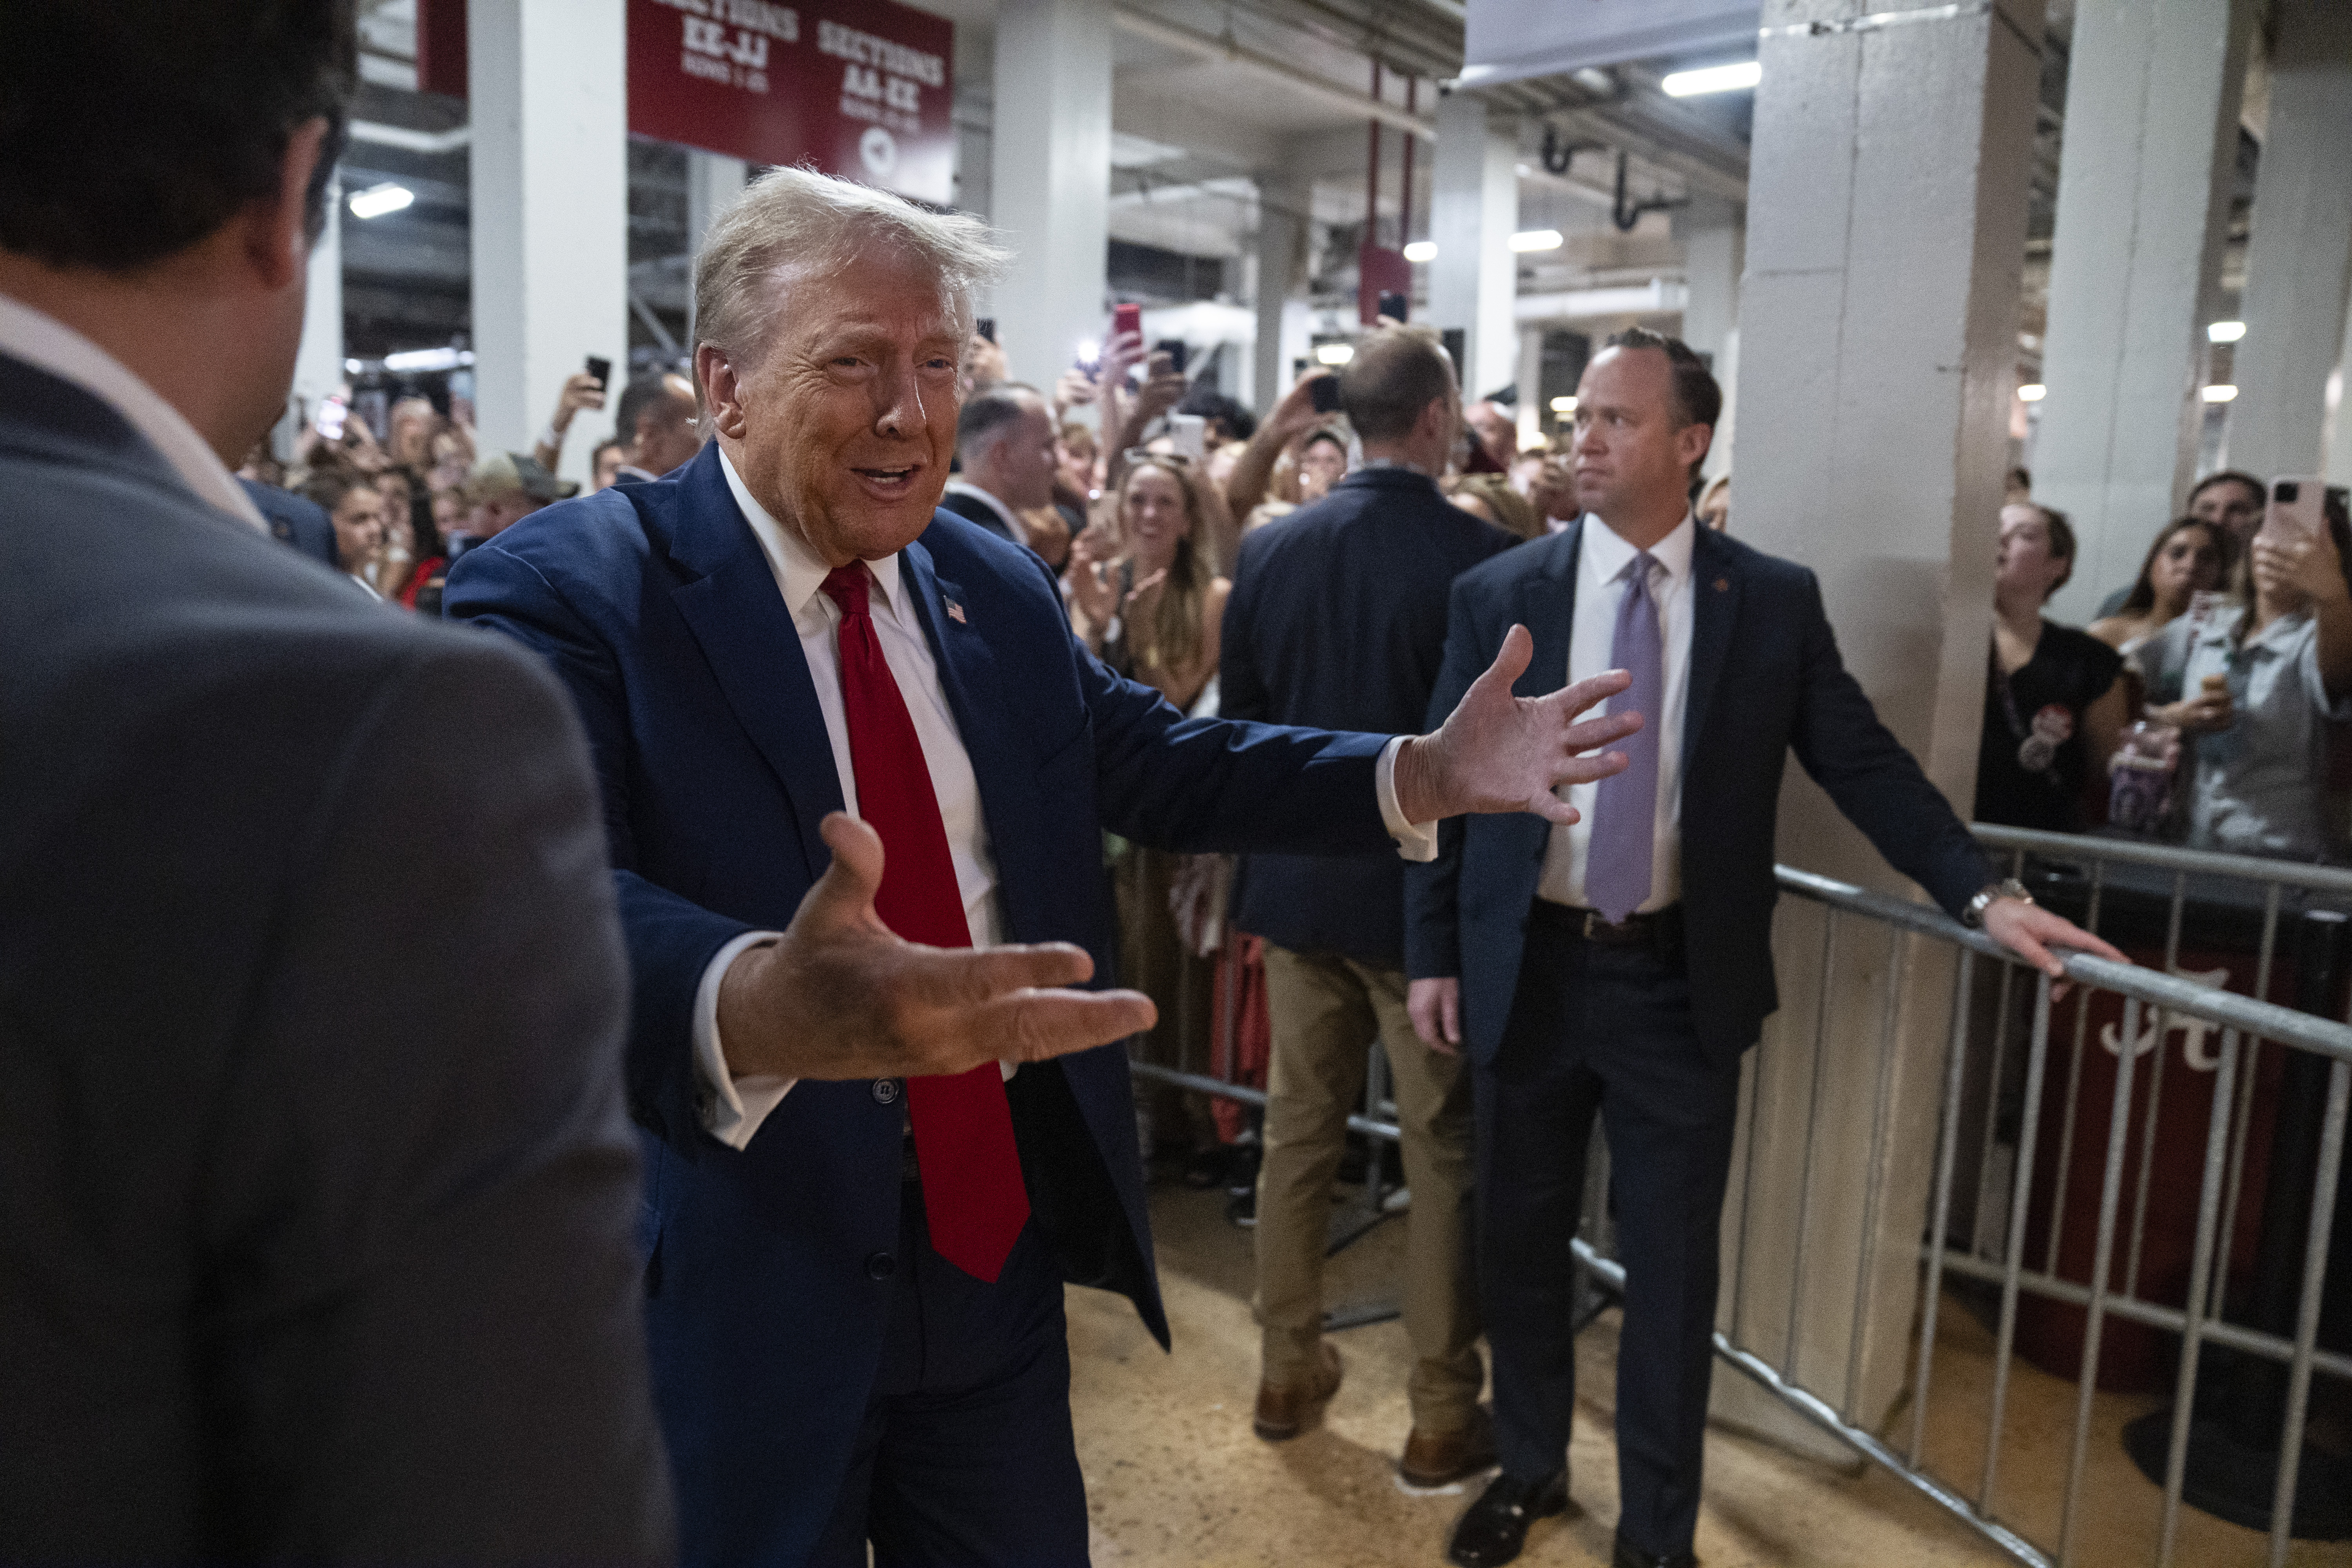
top-left (1391, 624), bottom-right (1642, 825)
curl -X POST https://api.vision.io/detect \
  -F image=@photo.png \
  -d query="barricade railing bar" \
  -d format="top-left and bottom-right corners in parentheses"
top-left (1126, 827), bottom-right (2352, 1568)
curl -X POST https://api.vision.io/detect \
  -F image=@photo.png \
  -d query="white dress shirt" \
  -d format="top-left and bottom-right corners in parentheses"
top-left (1537, 511), bottom-right (1697, 915)
top-left (693, 450), bottom-right (1434, 1149)
top-left (941, 477), bottom-right (1024, 540)
top-left (0, 292), bottom-right (267, 532)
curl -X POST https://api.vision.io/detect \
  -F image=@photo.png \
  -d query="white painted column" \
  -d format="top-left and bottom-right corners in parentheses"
top-left (1678, 193), bottom-right (1744, 480)
top-left (990, 0), bottom-right (1112, 390)
top-left (2225, 0), bottom-right (2352, 482)
top-left (2329, 312), bottom-right (2352, 485)
top-left (1429, 91), bottom-right (1517, 403)
top-left (684, 151), bottom-right (750, 345)
top-left (288, 173), bottom-right (345, 442)
top-left (1252, 167), bottom-right (1312, 418)
top-left (2034, 0), bottom-right (2251, 626)
top-left (467, 0), bottom-right (628, 481)
top-left (1514, 327), bottom-right (1542, 449)
top-left (1719, 0), bottom-right (2043, 1455)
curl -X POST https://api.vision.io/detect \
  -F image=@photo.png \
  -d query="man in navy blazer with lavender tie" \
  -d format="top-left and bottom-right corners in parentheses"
top-left (1408, 332), bottom-right (2116, 1568)
top-left (449, 169), bottom-right (1646, 1568)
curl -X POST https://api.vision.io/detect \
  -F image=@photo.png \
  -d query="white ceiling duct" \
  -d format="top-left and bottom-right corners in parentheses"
top-left (1461, 0), bottom-right (1760, 91)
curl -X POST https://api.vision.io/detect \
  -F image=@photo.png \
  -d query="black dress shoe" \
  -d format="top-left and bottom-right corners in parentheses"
top-left (1611, 1534), bottom-right (1698, 1568)
top-left (1445, 1471), bottom-right (1569, 1568)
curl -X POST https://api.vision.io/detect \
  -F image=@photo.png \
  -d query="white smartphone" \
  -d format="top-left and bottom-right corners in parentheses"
top-left (2262, 475), bottom-right (2327, 546)
top-left (1168, 413), bottom-right (1207, 460)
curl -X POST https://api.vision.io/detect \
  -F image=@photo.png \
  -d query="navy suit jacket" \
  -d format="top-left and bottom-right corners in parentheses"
top-left (1406, 520), bottom-right (1991, 1069)
top-left (445, 443), bottom-right (1396, 1563)
top-left (1221, 467), bottom-right (1515, 967)
top-left (936, 483), bottom-right (1022, 543)
top-left (237, 475), bottom-right (338, 568)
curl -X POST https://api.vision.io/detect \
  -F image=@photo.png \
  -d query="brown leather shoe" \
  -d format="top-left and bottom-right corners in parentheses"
top-left (1400, 1405), bottom-right (1499, 1488)
top-left (1252, 1341), bottom-right (1342, 1441)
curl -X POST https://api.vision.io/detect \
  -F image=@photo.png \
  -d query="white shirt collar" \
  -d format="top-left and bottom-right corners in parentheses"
top-left (942, 477), bottom-right (1023, 536)
top-left (0, 291), bottom-right (265, 532)
top-left (1579, 510), bottom-right (1697, 587)
top-left (719, 448), bottom-right (903, 620)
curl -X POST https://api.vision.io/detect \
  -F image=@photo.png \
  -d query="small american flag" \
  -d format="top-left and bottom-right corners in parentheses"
top-left (945, 598), bottom-right (966, 624)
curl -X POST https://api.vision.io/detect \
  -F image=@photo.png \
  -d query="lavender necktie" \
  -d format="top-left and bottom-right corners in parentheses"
top-left (1585, 551), bottom-right (1661, 924)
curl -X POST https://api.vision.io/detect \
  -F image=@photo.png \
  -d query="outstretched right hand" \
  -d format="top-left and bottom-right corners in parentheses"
top-left (716, 813), bottom-right (1156, 1081)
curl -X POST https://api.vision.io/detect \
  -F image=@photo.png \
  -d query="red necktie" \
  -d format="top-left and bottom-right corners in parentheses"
top-left (820, 564), bottom-right (1030, 1282)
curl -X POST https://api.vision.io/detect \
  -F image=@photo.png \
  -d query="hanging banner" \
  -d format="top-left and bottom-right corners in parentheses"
top-left (1460, 0), bottom-right (1758, 89)
top-left (628, 0), bottom-right (955, 205)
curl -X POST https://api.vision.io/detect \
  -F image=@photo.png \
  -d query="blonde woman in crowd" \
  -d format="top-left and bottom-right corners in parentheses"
top-left (1068, 456), bottom-right (1234, 1174)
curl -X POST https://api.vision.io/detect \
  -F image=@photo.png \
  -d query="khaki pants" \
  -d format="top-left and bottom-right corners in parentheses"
top-left (1254, 943), bottom-right (1482, 1433)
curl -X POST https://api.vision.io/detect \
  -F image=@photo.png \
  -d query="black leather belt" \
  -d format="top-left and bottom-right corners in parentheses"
top-left (1532, 899), bottom-right (1684, 955)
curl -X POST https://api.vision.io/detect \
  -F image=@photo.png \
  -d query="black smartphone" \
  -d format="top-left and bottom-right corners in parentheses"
top-left (1154, 337), bottom-right (1188, 374)
top-left (1377, 290), bottom-right (1408, 323)
top-left (976, 318), bottom-right (997, 344)
top-left (1310, 375), bottom-right (1343, 414)
top-left (584, 355), bottom-right (612, 391)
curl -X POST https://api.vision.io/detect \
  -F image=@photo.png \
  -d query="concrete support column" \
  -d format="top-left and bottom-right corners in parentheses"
top-left (990, 0), bottom-right (1112, 389)
top-left (1253, 167), bottom-right (1312, 418)
top-left (1678, 193), bottom-right (1744, 480)
top-left (2226, 0), bottom-right (2352, 482)
top-left (289, 173), bottom-right (344, 436)
top-left (467, 0), bottom-right (628, 481)
top-left (1429, 91), bottom-right (1517, 403)
top-left (2034, 0), bottom-right (2250, 625)
top-left (1720, 0), bottom-right (2042, 1452)
top-left (684, 151), bottom-right (750, 345)
top-left (2331, 314), bottom-right (2352, 485)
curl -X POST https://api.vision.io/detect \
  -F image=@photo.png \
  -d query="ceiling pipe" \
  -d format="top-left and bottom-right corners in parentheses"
top-left (348, 120), bottom-right (470, 155)
top-left (1113, 7), bottom-right (1437, 141)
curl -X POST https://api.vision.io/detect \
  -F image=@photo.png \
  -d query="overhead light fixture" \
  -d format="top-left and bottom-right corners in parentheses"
top-left (2203, 383), bottom-right (2239, 403)
top-left (348, 181), bottom-right (414, 219)
top-left (1315, 343), bottom-right (1356, 365)
top-left (1571, 67), bottom-right (1616, 94)
top-left (1662, 61), bottom-right (1761, 97)
top-left (1509, 229), bottom-right (1564, 253)
top-left (2018, 384), bottom-right (2047, 402)
top-left (1550, 396), bottom-right (1578, 414)
top-left (1403, 240), bottom-right (1438, 263)
top-left (2208, 320), bottom-right (2247, 343)
top-left (382, 346), bottom-right (473, 373)
top-left (343, 358), bottom-right (363, 374)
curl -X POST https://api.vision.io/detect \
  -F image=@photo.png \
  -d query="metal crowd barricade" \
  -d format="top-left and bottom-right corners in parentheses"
top-left (1127, 827), bottom-right (2352, 1568)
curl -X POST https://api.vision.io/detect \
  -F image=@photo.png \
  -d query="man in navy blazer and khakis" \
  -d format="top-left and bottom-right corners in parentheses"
top-left (1409, 331), bottom-right (2120, 1568)
top-left (451, 167), bottom-right (1645, 1567)
top-left (1220, 330), bottom-right (1515, 1484)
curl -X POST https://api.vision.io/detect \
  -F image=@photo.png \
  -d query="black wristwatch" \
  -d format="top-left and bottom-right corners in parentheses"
top-left (1962, 877), bottom-right (2034, 928)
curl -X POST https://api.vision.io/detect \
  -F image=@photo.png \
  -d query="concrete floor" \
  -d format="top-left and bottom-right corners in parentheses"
top-left (1066, 1182), bottom-right (2352, 1568)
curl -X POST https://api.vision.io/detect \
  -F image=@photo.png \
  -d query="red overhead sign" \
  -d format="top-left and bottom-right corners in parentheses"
top-left (628, 0), bottom-right (956, 206)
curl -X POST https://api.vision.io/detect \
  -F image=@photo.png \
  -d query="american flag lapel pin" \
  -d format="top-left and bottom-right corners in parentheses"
top-left (945, 598), bottom-right (966, 624)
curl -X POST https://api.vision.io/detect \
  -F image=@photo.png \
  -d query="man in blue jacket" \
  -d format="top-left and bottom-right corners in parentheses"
top-left (1221, 330), bottom-right (1515, 1484)
top-left (1410, 330), bottom-right (2120, 1568)
top-left (449, 166), bottom-right (1642, 1567)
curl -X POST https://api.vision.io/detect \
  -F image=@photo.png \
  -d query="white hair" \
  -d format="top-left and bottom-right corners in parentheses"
top-left (693, 165), bottom-right (1009, 366)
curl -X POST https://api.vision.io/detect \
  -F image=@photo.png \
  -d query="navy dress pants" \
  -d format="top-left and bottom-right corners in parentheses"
top-left (808, 1180), bottom-right (1089, 1567)
top-left (1473, 909), bottom-right (1744, 1560)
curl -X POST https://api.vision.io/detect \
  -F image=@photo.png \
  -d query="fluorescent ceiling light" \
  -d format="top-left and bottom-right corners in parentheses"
top-left (383, 346), bottom-right (472, 373)
top-left (1509, 229), bottom-right (1564, 253)
top-left (1315, 343), bottom-right (1356, 366)
top-left (2207, 320), bottom-right (2247, 343)
top-left (1403, 240), bottom-right (1438, 263)
top-left (1662, 61), bottom-right (1761, 97)
top-left (343, 358), bottom-right (363, 374)
top-left (348, 182), bottom-right (414, 219)
top-left (1550, 396), bottom-right (1577, 414)
top-left (2017, 383), bottom-right (2047, 402)
top-left (2203, 383), bottom-right (2239, 403)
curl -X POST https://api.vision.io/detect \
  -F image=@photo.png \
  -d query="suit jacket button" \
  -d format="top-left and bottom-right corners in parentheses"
top-left (872, 1078), bottom-right (900, 1105)
top-left (865, 1250), bottom-right (897, 1280)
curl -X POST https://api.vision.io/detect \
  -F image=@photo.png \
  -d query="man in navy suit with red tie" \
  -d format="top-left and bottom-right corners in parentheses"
top-left (449, 167), bottom-right (1645, 1566)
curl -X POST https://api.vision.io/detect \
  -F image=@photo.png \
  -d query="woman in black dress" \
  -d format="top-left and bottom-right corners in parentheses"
top-left (1975, 503), bottom-right (2128, 831)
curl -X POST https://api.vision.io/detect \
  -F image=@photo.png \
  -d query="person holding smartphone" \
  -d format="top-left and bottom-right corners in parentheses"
top-left (2137, 483), bottom-right (2352, 860)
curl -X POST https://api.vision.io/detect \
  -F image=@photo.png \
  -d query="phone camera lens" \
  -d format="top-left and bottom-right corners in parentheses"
top-left (2275, 481), bottom-right (2300, 503)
